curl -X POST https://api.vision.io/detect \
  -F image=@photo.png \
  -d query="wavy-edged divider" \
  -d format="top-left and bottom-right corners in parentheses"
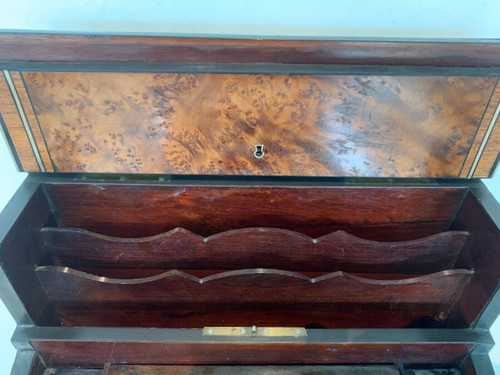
top-left (35, 266), bottom-right (473, 328)
top-left (41, 227), bottom-right (469, 273)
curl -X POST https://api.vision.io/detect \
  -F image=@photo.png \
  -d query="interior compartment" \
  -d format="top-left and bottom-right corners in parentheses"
top-left (2, 181), bottom-right (500, 330)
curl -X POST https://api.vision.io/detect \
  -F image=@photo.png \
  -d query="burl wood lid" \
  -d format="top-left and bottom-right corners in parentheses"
top-left (0, 33), bottom-right (499, 178)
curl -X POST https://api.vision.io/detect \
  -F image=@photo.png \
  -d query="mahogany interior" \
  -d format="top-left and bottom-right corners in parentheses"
top-left (4, 182), bottom-right (500, 330)
top-left (43, 184), bottom-right (465, 240)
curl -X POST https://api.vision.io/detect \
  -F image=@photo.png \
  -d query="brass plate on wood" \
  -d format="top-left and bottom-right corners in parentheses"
top-left (203, 326), bottom-right (306, 337)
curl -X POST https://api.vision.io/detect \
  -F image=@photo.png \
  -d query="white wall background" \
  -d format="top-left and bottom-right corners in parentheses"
top-left (0, 0), bottom-right (499, 373)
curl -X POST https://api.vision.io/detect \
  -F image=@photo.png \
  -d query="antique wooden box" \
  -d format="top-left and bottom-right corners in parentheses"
top-left (1, 33), bottom-right (500, 375)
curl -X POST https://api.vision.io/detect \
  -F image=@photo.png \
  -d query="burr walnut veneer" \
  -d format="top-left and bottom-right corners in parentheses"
top-left (0, 33), bottom-right (500, 375)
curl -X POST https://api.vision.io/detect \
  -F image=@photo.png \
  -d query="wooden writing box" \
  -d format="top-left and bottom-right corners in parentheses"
top-left (1, 33), bottom-right (500, 374)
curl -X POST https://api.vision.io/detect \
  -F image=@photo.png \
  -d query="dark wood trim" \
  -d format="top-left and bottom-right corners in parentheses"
top-left (468, 181), bottom-right (500, 329)
top-left (30, 341), bottom-right (476, 367)
top-left (0, 178), bottom-right (59, 326)
top-left (0, 33), bottom-right (499, 67)
top-left (0, 112), bottom-right (23, 171)
top-left (12, 326), bottom-right (494, 346)
top-left (0, 179), bottom-right (41, 325)
top-left (459, 346), bottom-right (496, 375)
top-left (10, 350), bottom-right (44, 375)
top-left (446, 180), bottom-right (500, 330)
top-left (25, 173), bottom-right (470, 187)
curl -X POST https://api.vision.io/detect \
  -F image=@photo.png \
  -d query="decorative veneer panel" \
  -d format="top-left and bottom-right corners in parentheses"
top-left (15, 72), bottom-right (496, 177)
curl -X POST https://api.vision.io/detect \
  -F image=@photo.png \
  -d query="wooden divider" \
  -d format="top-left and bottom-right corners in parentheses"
top-left (35, 266), bottom-right (473, 329)
top-left (42, 227), bottom-right (469, 273)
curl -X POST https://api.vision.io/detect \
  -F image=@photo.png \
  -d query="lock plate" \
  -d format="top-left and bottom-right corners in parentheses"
top-left (203, 326), bottom-right (306, 337)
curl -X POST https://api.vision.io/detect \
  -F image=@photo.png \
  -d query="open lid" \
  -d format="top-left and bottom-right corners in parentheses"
top-left (0, 33), bottom-right (499, 178)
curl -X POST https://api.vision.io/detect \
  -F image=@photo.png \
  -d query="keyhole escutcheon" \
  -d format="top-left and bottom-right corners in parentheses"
top-left (254, 144), bottom-right (265, 158)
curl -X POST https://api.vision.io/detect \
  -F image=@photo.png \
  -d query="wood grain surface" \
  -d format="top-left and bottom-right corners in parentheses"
top-left (1, 33), bottom-right (500, 67)
top-left (9, 71), bottom-right (54, 171)
top-left (41, 227), bottom-right (468, 273)
top-left (35, 266), bottom-right (473, 328)
top-left (21, 72), bottom-right (496, 177)
top-left (32, 341), bottom-right (475, 367)
top-left (107, 364), bottom-right (400, 375)
top-left (43, 184), bottom-right (466, 240)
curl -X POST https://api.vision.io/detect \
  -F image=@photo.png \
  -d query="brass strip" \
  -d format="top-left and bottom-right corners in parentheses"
top-left (468, 97), bottom-right (500, 178)
top-left (2, 70), bottom-right (45, 172)
top-left (203, 326), bottom-right (307, 337)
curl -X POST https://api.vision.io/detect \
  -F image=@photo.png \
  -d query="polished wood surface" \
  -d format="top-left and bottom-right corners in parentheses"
top-left (107, 365), bottom-right (400, 375)
top-left (48, 305), bottom-right (468, 329)
top-left (1, 33), bottom-right (500, 67)
top-left (35, 266), bottom-right (473, 328)
top-left (41, 227), bottom-right (468, 273)
top-left (44, 184), bottom-right (466, 240)
top-left (106, 365), bottom-right (464, 375)
top-left (42, 365), bottom-right (466, 375)
top-left (31, 341), bottom-right (475, 366)
top-left (20, 72), bottom-right (495, 177)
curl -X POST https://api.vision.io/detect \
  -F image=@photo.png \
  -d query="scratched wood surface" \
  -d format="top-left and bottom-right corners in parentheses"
top-left (107, 365), bottom-right (400, 375)
top-left (43, 184), bottom-right (466, 240)
top-left (41, 227), bottom-right (468, 273)
top-left (32, 341), bottom-right (475, 366)
top-left (105, 365), bottom-right (463, 375)
top-left (35, 266), bottom-right (473, 328)
top-left (21, 72), bottom-right (496, 177)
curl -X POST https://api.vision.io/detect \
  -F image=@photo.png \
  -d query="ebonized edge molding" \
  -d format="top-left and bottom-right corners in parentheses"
top-left (0, 33), bottom-right (499, 67)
